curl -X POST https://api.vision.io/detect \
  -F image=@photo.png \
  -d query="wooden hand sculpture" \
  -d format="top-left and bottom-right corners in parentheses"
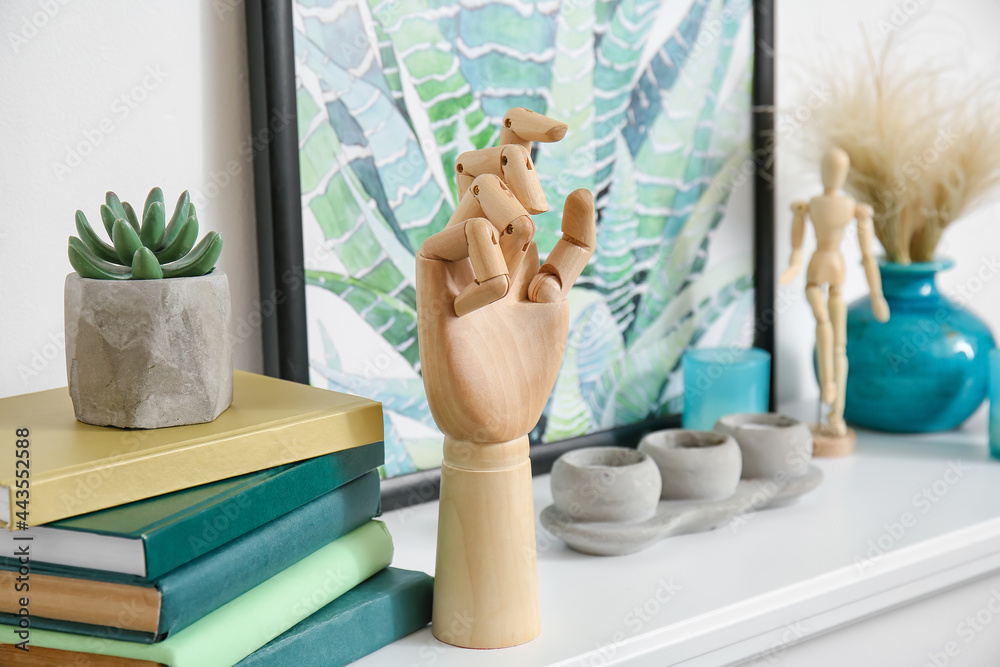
top-left (416, 108), bottom-right (596, 649)
top-left (780, 147), bottom-right (889, 449)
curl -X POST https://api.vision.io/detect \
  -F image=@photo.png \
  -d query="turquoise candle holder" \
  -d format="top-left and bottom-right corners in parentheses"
top-left (682, 347), bottom-right (770, 431)
top-left (990, 349), bottom-right (1000, 460)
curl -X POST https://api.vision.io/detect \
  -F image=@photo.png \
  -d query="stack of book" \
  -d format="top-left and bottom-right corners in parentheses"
top-left (0, 371), bottom-right (432, 666)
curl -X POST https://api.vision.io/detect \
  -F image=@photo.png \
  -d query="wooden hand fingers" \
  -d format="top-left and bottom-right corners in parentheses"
top-left (446, 172), bottom-right (533, 231)
top-left (454, 146), bottom-right (503, 201)
top-left (466, 174), bottom-right (535, 281)
top-left (420, 217), bottom-right (510, 317)
top-left (499, 145), bottom-right (547, 214)
top-left (455, 144), bottom-right (548, 214)
top-left (528, 189), bottom-right (595, 303)
top-left (450, 107), bottom-right (565, 217)
top-left (446, 181), bottom-right (487, 228)
top-left (498, 107), bottom-right (568, 153)
top-left (456, 218), bottom-right (510, 316)
top-left (424, 175), bottom-right (539, 316)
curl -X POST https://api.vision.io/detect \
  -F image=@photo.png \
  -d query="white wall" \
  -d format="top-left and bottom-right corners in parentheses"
top-left (0, 0), bottom-right (261, 398)
top-left (775, 0), bottom-right (1000, 404)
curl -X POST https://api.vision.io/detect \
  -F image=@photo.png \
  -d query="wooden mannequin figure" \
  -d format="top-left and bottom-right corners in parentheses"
top-left (780, 147), bottom-right (890, 457)
top-left (416, 108), bottom-right (595, 649)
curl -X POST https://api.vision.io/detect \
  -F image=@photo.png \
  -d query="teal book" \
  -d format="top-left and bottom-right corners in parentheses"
top-left (236, 567), bottom-right (433, 667)
top-left (0, 441), bottom-right (383, 580)
top-left (0, 520), bottom-right (395, 666)
top-left (0, 470), bottom-right (382, 642)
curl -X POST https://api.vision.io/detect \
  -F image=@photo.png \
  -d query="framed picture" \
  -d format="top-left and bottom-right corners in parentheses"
top-left (245, 0), bottom-right (775, 510)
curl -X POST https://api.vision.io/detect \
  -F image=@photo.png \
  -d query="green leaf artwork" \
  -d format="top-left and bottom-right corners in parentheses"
top-left (294, 0), bottom-right (756, 477)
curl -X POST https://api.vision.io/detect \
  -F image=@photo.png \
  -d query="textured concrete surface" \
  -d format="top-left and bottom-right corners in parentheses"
top-left (639, 430), bottom-right (743, 501)
top-left (714, 413), bottom-right (813, 480)
top-left (65, 271), bottom-right (233, 428)
top-left (541, 466), bottom-right (823, 556)
top-left (550, 447), bottom-right (662, 523)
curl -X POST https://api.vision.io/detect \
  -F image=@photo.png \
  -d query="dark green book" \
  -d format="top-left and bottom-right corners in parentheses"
top-left (0, 441), bottom-right (383, 580)
top-left (0, 470), bottom-right (382, 642)
top-left (236, 567), bottom-right (433, 667)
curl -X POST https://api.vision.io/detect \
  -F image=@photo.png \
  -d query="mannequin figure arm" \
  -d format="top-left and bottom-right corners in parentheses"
top-left (857, 203), bottom-right (890, 322)
top-left (779, 201), bottom-right (809, 285)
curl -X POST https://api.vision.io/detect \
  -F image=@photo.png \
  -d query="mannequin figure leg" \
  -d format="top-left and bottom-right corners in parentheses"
top-left (828, 284), bottom-right (848, 436)
top-left (806, 284), bottom-right (836, 404)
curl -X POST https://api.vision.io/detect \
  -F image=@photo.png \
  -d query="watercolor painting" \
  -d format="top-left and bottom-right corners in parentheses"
top-left (291, 0), bottom-right (756, 477)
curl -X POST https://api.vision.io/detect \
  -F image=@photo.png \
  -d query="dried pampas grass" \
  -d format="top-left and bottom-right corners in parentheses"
top-left (804, 31), bottom-right (1000, 263)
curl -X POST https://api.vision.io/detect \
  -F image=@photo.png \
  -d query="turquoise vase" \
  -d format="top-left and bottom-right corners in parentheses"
top-left (844, 259), bottom-right (996, 432)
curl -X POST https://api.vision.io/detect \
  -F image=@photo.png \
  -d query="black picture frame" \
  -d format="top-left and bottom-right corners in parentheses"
top-left (245, 0), bottom-right (776, 512)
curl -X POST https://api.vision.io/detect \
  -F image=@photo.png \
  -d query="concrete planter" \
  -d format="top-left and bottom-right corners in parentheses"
top-left (550, 447), bottom-right (661, 523)
top-left (638, 430), bottom-right (742, 500)
top-left (65, 271), bottom-right (233, 429)
top-left (713, 413), bottom-right (812, 480)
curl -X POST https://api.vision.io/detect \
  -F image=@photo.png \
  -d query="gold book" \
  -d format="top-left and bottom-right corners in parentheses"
top-left (0, 371), bottom-right (383, 526)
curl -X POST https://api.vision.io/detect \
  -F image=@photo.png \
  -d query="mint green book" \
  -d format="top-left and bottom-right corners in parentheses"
top-left (0, 520), bottom-right (393, 666)
top-left (236, 567), bottom-right (433, 666)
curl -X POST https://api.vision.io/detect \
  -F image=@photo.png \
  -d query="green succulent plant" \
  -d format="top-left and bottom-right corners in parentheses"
top-left (68, 188), bottom-right (223, 280)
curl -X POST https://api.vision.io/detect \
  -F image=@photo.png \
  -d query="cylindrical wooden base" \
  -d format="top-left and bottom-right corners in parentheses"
top-left (432, 435), bottom-right (540, 649)
top-left (811, 424), bottom-right (857, 457)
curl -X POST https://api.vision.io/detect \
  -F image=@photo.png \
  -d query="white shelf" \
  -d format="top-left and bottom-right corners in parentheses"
top-left (356, 407), bottom-right (1000, 666)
